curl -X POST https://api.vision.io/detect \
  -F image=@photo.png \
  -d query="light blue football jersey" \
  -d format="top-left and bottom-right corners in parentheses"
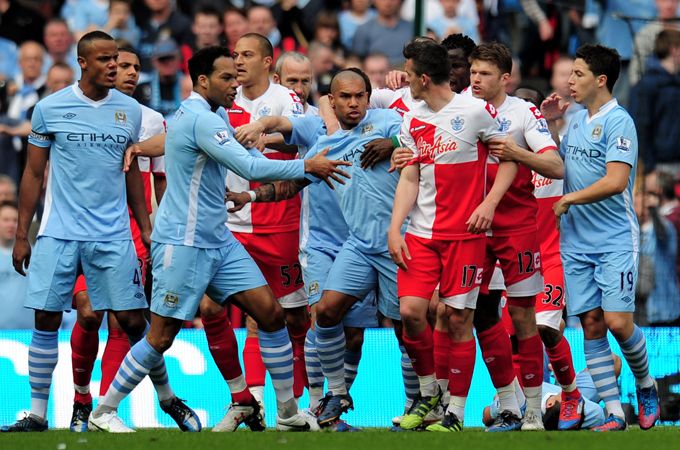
top-left (287, 109), bottom-right (403, 254)
top-left (28, 83), bottom-right (142, 241)
top-left (560, 99), bottom-right (639, 253)
top-left (152, 92), bottom-right (305, 248)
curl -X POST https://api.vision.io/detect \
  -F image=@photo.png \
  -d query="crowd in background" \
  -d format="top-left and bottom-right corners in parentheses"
top-left (1, 0), bottom-right (680, 330)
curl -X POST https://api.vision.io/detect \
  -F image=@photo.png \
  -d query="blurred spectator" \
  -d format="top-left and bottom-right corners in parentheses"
top-left (549, 55), bottom-right (584, 137)
top-left (308, 41), bottom-right (338, 99)
top-left (248, 5), bottom-right (281, 47)
top-left (134, 38), bottom-right (185, 120)
top-left (312, 10), bottom-right (344, 66)
top-left (0, 41), bottom-right (45, 184)
top-left (338, 0), bottom-right (376, 50)
top-left (428, 0), bottom-right (479, 42)
top-left (401, 0), bottom-right (478, 28)
top-left (0, 174), bottom-right (16, 202)
top-left (103, 0), bottom-right (142, 48)
top-left (636, 187), bottom-right (680, 327)
top-left (180, 74), bottom-right (193, 100)
top-left (0, 0), bottom-right (46, 46)
top-left (0, 37), bottom-right (18, 81)
top-left (0, 62), bottom-right (75, 143)
top-left (180, 5), bottom-right (225, 73)
top-left (138, 0), bottom-right (192, 74)
top-left (648, 171), bottom-right (680, 280)
top-left (42, 18), bottom-right (80, 77)
top-left (363, 53), bottom-right (390, 89)
top-left (630, 29), bottom-right (680, 175)
top-left (343, 53), bottom-right (363, 69)
top-left (506, 57), bottom-right (522, 94)
top-left (630, 0), bottom-right (680, 87)
top-left (223, 6), bottom-right (249, 52)
top-left (0, 200), bottom-right (33, 330)
top-left (595, 0), bottom-right (657, 107)
top-left (519, 0), bottom-right (564, 81)
top-left (352, 0), bottom-right (413, 66)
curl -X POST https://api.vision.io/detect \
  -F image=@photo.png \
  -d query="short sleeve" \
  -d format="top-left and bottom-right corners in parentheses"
top-left (604, 113), bottom-right (638, 167)
top-left (399, 114), bottom-right (417, 153)
top-left (286, 115), bottom-right (325, 148)
top-left (28, 102), bottom-right (52, 148)
top-left (524, 105), bottom-right (557, 153)
top-left (370, 89), bottom-right (395, 109)
top-left (383, 109), bottom-right (402, 137)
top-left (281, 89), bottom-right (305, 117)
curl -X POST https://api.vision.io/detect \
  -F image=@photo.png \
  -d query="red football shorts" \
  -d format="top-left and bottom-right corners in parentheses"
top-left (481, 232), bottom-right (544, 304)
top-left (535, 254), bottom-right (565, 331)
top-left (233, 230), bottom-right (307, 307)
top-left (397, 234), bottom-right (486, 310)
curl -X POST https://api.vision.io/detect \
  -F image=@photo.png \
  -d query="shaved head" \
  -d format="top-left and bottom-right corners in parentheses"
top-left (77, 30), bottom-right (115, 58)
top-left (330, 68), bottom-right (371, 97)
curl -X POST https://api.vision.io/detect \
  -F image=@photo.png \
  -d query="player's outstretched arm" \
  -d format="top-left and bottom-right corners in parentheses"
top-left (488, 135), bottom-right (564, 179)
top-left (226, 179), bottom-right (311, 212)
top-left (467, 159), bottom-right (518, 234)
top-left (12, 144), bottom-right (48, 275)
top-left (388, 164), bottom-right (419, 270)
top-left (318, 96), bottom-right (339, 135)
top-left (123, 133), bottom-right (166, 172)
top-left (234, 116), bottom-right (293, 148)
top-left (553, 161), bottom-right (631, 218)
top-left (126, 158), bottom-right (152, 248)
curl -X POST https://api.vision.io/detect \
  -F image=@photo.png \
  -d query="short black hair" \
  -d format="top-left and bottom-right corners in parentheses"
top-left (194, 4), bottom-right (223, 24)
top-left (402, 38), bottom-right (451, 85)
top-left (188, 46), bottom-right (233, 85)
top-left (0, 200), bottom-right (18, 211)
top-left (239, 32), bottom-right (273, 59)
top-left (575, 44), bottom-right (620, 93)
top-left (329, 68), bottom-right (372, 99)
top-left (470, 42), bottom-right (513, 75)
top-left (77, 30), bottom-right (115, 57)
top-left (543, 400), bottom-right (560, 431)
top-left (441, 33), bottom-right (476, 59)
top-left (117, 45), bottom-right (139, 59)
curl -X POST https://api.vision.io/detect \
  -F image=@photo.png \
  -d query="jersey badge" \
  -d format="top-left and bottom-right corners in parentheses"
top-left (308, 281), bottom-right (320, 297)
top-left (616, 136), bottom-right (632, 152)
top-left (361, 123), bottom-right (374, 135)
top-left (451, 116), bottom-right (465, 133)
top-left (163, 292), bottom-right (179, 308)
top-left (499, 117), bottom-right (512, 133)
top-left (591, 124), bottom-right (603, 142)
top-left (214, 130), bottom-right (230, 145)
top-left (257, 105), bottom-right (271, 118)
top-left (115, 111), bottom-right (127, 125)
top-left (536, 118), bottom-right (549, 135)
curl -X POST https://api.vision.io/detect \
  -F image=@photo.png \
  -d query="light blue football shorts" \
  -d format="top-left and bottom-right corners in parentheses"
top-left (25, 236), bottom-right (146, 312)
top-left (150, 239), bottom-right (268, 321)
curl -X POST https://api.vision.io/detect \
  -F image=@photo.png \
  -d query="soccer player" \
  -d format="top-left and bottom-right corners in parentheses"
top-left (229, 68), bottom-right (404, 428)
top-left (2, 31), bottom-right (196, 433)
top-left (552, 44), bottom-right (659, 431)
top-left (271, 52), bottom-right (380, 425)
top-left (87, 46), bottom-right (349, 433)
top-left (388, 38), bottom-right (518, 433)
top-left (467, 42), bottom-right (565, 431)
top-left (226, 34), bottom-right (310, 414)
top-left (66, 45), bottom-right (168, 433)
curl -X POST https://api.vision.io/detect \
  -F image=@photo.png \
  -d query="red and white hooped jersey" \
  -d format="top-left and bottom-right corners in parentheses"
top-left (370, 87), bottom-right (417, 117)
top-left (400, 94), bottom-right (503, 240)
top-left (533, 173), bottom-right (563, 261)
top-left (137, 104), bottom-right (166, 213)
top-left (226, 83), bottom-right (304, 234)
top-left (486, 96), bottom-right (557, 236)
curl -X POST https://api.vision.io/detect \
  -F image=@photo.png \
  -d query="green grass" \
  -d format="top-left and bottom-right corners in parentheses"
top-left (1, 427), bottom-right (679, 450)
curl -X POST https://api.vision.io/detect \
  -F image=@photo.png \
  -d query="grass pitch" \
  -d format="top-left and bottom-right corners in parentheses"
top-left (1, 427), bottom-right (678, 450)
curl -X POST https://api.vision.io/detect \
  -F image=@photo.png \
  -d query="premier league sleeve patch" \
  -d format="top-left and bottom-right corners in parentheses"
top-left (615, 136), bottom-right (632, 152)
top-left (213, 130), bottom-right (230, 145)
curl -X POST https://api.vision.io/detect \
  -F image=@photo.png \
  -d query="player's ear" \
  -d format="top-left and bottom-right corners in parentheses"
top-left (272, 73), bottom-right (280, 84)
top-left (597, 74), bottom-right (608, 89)
top-left (77, 56), bottom-right (87, 72)
top-left (328, 93), bottom-right (335, 109)
top-left (197, 74), bottom-right (209, 90)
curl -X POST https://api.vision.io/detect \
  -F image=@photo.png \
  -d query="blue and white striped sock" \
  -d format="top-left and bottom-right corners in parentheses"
top-left (400, 345), bottom-right (419, 409)
top-left (585, 337), bottom-right (624, 418)
top-left (315, 323), bottom-right (347, 396)
top-left (304, 328), bottom-right (324, 408)
top-left (344, 349), bottom-right (361, 391)
top-left (128, 323), bottom-right (174, 402)
top-left (618, 325), bottom-right (654, 389)
top-left (260, 328), bottom-right (295, 404)
top-left (97, 337), bottom-right (163, 415)
top-left (29, 329), bottom-right (58, 420)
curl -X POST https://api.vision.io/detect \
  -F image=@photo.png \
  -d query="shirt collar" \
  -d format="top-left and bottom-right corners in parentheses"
top-left (71, 82), bottom-right (112, 108)
top-left (586, 98), bottom-right (618, 123)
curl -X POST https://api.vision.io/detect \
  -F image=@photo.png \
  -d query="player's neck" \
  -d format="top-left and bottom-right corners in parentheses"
top-left (423, 84), bottom-right (453, 112)
top-left (241, 78), bottom-right (270, 100)
top-left (585, 91), bottom-right (613, 117)
top-left (488, 90), bottom-right (507, 109)
top-left (78, 80), bottom-right (109, 101)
